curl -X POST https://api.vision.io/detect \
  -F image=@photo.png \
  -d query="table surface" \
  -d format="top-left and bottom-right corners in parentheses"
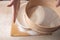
top-left (0, 1), bottom-right (60, 40)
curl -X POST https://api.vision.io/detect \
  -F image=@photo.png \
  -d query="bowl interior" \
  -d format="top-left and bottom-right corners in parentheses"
top-left (30, 6), bottom-right (60, 27)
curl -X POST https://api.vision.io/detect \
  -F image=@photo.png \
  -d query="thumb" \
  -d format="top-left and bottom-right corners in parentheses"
top-left (7, 0), bottom-right (14, 7)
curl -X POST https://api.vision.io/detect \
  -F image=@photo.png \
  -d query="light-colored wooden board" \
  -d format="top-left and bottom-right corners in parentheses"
top-left (11, 23), bottom-right (30, 36)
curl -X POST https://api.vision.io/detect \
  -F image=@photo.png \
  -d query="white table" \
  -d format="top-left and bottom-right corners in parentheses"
top-left (0, 1), bottom-right (60, 40)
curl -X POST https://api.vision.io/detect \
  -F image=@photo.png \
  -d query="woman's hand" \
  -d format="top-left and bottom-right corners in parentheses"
top-left (7, 0), bottom-right (20, 23)
top-left (56, 0), bottom-right (60, 7)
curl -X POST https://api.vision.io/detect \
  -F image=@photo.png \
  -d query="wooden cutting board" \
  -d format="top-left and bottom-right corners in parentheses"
top-left (11, 23), bottom-right (30, 36)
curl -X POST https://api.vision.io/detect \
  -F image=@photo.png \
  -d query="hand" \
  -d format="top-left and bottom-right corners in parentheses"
top-left (7, 0), bottom-right (20, 23)
top-left (56, 0), bottom-right (60, 7)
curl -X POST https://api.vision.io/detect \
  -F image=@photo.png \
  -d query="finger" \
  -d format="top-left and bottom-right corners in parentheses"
top-left (56, 0), bottom-right (60, 7)
top-left (7, 3), bottom-right (13, 7)
top-left (56, 4), bottom-right (60, 7)
top-left (7, 0), bottom-right (14, 7)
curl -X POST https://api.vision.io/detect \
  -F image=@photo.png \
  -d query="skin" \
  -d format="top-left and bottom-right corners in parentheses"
top-left (56, 0), bottom-right (60, 7)
top-left (7, 0), bottom-right (20, 23)
top-left (7, 0), bottom-right (60, 23)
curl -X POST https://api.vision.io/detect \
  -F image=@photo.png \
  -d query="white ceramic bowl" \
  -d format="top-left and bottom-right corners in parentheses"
top-left (15, 1), bottom-right (60, 35)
